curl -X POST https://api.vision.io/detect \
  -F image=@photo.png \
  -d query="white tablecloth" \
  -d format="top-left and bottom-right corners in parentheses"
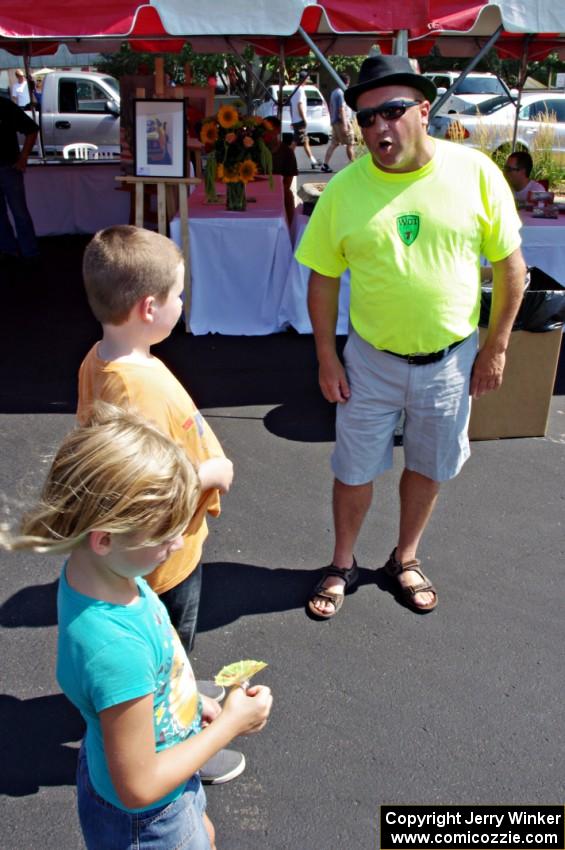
top-left (279, 208), bottom-right (351, 335)
top-left (520, 211), bottom-right (565, 286)
top-left (24, 162), bottom-right (130, 236)
top-left (170, 176), bottom-right (293, 335)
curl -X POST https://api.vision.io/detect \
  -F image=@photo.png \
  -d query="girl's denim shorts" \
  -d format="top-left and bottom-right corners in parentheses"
top-left (77, 745), bottom-right (210, 850)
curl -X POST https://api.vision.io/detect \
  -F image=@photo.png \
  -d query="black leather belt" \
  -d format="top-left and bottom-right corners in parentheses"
top-left (381, 337), bottom-right (466, 366)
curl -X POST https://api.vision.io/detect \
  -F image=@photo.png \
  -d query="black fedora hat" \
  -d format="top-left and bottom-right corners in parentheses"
top-left (344, 55), bottom-right (436, 110)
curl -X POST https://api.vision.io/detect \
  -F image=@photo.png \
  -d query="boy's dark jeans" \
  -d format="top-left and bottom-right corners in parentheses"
top-left (159, 563), bottom-right (202, 655)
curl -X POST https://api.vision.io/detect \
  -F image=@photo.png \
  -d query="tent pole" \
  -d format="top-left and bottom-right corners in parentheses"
top-left (393, 30), bottom-right (409, 56)
top-left (278, 38), bottom-right (286, 121)
top-left (297, 26), bottom-right (343, 88)
top-left (23, 43), bottom-right (44, 158)
top-left (429, 25), bottom-right (503, 120)
top-left (511, 35), bottom-right (532, 151)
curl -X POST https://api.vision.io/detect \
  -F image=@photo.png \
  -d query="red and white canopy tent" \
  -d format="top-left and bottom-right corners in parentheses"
top-left (0, 1), bottom-right (428, 57)
top-left (407, 1), bottom-right (565, 61)
top-left (2, 1), bottom-right (565, 110)
top-left (2, 1), bottom-right (564, 126)
top-left (0, 1), bottom-right (564, 57)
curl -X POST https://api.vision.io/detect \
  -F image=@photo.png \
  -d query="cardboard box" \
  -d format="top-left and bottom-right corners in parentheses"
top-left (469, 328), bottom-right (562, 440)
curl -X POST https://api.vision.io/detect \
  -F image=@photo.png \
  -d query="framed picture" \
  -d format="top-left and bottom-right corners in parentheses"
top-left (134, 99), bottom-right (186, 178)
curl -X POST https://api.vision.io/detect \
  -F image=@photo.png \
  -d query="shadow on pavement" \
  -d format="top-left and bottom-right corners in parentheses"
top-left (0, 693), bottom-right (84, 795)
top-left (198, 561), bottom-right (375, 631)
top-left (4, 235), bottom-right (561, 418)
top-left (0, 236), bottom-right (348, 424)
top-left (0, 579), bottom-right (58, 628)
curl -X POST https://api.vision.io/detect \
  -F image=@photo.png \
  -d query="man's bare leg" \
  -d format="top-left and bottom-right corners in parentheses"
top-left (323, 138), bottom-right (338, 168)
top-left (310, 478), bottom-right (373, 616)
top-left (393, 468), bottom-right (440, 608)
top-left (303, 134), bottom-right (317, 163)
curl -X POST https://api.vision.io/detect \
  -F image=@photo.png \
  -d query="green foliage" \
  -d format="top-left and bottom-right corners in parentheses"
top-left (529, 115), bottom-right (565, 188)
top-left (204, 151), bottom-right (218, 201)
top-left (96, 44), bottom-right (367, 111)
top-left (257, 138), bottom-right (273, 189)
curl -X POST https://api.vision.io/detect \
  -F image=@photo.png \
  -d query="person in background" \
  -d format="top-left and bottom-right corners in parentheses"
top-left (296, 55), bottom-right (525, 620)
top-left (0, 405), bottom-right (273, 850)
top-left (321, 73), bottom-right (355, 173)
top-left (267, 115), bottom-right (298, 224)
top-left (289, 70), bottom-right (320, 170)
top-left (77, 225), bottom-right (245, 785)
top-left (32, 77), bottom-right (42, 108)
top-left (11, 69), bottom-right (31, 108)
top-left (0, 97), bottom-right (40, 267)
top-left (503, 151), bottom-right (545, 205)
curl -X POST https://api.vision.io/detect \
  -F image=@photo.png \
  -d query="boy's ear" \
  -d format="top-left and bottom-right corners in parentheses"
top-left (138, 295), bottom-right (156, 323)
top-left (89, 530), bottom-right (113, 555)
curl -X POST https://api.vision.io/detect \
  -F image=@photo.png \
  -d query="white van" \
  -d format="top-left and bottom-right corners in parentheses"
top-left (254, 84), bottom-right (331, 144)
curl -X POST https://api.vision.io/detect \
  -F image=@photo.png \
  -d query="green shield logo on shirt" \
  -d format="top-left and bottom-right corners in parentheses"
top-left (397, 214), bottom-right (420, 246)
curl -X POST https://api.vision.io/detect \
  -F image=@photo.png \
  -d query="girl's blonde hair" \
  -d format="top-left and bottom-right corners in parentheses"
top-left (1, 404), bottom-right (200, 554)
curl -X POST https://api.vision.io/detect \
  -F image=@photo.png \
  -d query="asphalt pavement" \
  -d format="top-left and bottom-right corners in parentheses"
top-left (0, 143), bottom-right (564, 850)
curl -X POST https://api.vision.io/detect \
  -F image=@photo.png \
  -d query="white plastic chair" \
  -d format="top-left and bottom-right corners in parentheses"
top-left (62, 143), bottom-right (99, 160)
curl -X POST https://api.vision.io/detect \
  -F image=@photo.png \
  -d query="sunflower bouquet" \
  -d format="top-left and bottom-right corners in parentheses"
top-left (200, 103), bottom-right (274, 209)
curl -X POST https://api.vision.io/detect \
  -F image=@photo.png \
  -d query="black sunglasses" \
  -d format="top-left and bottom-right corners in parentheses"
top-left (356, 100), bottom-right (422, 128)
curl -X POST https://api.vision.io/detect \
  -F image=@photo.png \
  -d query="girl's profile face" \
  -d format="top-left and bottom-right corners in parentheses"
top-left (105, 531), bottom-right (184, 579)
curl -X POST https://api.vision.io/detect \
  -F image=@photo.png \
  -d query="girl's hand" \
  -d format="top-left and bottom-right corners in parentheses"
top-left (221, 685), bottom-right (273, 736)
top-left (200, 694), bottom-right (222, 727)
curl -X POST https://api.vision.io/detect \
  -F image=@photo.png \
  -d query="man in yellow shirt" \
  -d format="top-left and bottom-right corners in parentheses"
top-left (296, 55), bottom-right (525, 619)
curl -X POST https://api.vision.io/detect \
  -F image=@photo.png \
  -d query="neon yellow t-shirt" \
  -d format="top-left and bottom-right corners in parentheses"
top-left (295, 139), bottom-right (522, 354)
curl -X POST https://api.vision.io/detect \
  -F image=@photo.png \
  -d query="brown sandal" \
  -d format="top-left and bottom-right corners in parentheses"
top-left (383, 549), bottom-right (438, 613)
top-left (307, 559), bottom-right (359, 620)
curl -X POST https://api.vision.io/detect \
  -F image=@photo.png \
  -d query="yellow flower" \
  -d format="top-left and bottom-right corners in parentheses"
top-left (217, 104), bottom-right (239, 129)
top-left (242, 135), bottom-right (254, 149)
top-left (200, 121), bottom-right (218, 145)
top-left (223, 164), bottom-right (241, 183)
top-left (239, 159), bottom-right (258, 183)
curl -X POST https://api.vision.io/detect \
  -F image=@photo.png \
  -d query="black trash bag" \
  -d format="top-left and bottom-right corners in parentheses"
top-left (479, 271), bottom-right (565, 332)
top-left (528, 266), bottom-right (565, 293)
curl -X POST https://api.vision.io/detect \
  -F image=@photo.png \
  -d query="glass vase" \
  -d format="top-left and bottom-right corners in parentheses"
top-left (225, 181), bottom-right (247, 212)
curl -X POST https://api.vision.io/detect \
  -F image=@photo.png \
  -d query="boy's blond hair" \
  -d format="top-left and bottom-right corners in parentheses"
top-left (83, 225), bottom-right (183, 325)
top-left (1, 404), bottom-right (199, 555)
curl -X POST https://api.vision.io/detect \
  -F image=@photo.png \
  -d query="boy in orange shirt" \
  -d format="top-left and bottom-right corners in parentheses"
top-left (77, 225), bottom-right (243, 784)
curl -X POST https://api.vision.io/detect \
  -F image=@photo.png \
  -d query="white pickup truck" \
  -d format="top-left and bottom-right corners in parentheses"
top-left (28, 70), bottom-right (120, 157)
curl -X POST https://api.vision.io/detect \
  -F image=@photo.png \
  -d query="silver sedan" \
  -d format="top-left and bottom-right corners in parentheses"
top-left (428, 92), bottom-right (565, 164)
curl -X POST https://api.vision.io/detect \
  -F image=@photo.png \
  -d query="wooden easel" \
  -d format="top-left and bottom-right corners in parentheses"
top-left (115, 175), bottom-right (201, 330)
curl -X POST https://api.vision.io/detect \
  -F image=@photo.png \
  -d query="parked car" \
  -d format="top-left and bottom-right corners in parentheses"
top-left (24, 70), bottom-right (120, 157)
top-left (428, 91), bottom-right (565, 164)
top-left (253, 84), bottom-right (331, 144)
top-left (424, 71), bottom-right (513, 114)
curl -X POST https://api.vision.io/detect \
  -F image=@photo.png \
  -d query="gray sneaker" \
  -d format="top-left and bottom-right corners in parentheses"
top-left (197, 680), bottom-right (225, 702)
top-left (200, 749), bottom-right (246, 785)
